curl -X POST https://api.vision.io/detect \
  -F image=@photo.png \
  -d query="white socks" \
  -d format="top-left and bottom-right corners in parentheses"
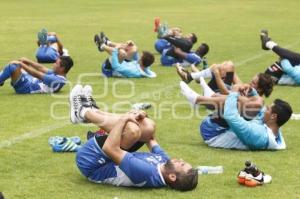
top-left (266, 41), bottom-right (278, 50)
top-left (180, 81), bottom-right (199, 106)
top-left (80, 107), bottom-right (93, 120)
top-left (106, 40), bottom-right (112, 45)
top-left (199, 77), bottom-right (215, 97)
top-left (191, 68), bottom-right (212, 80)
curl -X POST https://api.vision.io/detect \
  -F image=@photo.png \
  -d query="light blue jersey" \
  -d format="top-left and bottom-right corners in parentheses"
top-left (106, 49), bottom-right (156, 78)
top-left (278, 59), bottom-right (300, 85)
top-left (200, 93), bottom-right (286, 150)
top-left (76, 137), bottom-right (169, 188)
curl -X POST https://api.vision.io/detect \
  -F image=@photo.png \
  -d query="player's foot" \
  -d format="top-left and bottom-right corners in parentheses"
top-left (94, 34), bottom-right (105, 52)
top-left (176, 63), bottom-right (193, 84)
top-left (260, 29), bottom-right (271, 50)
top-left (100, 32), bottom-right (110, 45)
top-left (69, 84), bottom-right (85, 124)
top-left (180, 81), bottom-right (199, 106)
top-left (37, 28), bottom-right (48, 45)
top-left (83, 85), bottom-right (99, 109)
top-left (237, 160), bottom-right (272, 187)
top-left (154, 17), bottom-right (161, 32)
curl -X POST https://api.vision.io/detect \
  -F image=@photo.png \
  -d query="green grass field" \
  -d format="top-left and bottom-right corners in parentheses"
top-left (1, 0), bottom-right (300, 198)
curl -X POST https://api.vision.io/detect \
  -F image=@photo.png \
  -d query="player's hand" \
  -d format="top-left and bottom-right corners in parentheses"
top-left (174, 47), bottom-right (181, 54)
top-left (48, 32), bottom-right (57, 36)
top-left (18, 57), bottom-right (30, 63)
top-left (126, 40), bottom-right (135, 46)
top-left (122, 112), bottom-right (140, 126)
top-left (9, 60), bottom-right (21, 65)
top-left (129, 110), bottom-right (147, 120)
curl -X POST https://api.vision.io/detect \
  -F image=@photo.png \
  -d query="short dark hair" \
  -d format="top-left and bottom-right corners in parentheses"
top-left (257, 73), bottom-right (274, 97)
top-left (141, 51), bottom-right (154, 67)
top-left (169, 168), bottom-right (198, 191)
top-left (60, 56), bottom-right (74, 74)
top-left (195, 43), bottom-right (209, 58)
top-left (272, 99), bottom-right (293, 126)
top-left (191, 33), bottom-right (197, 44)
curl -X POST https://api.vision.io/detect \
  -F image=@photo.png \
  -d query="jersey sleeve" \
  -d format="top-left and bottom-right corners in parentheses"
top-left (42, 71), bottom-right (65, 88)
top-left (111, 49), bottom-right (142, 78)
top-left (151, 145), bottom-right (170, 160)
top-left (223, 92), bottom-right (268, 149)
top-left (280, 59), bottom-right (300, 84)
top-left (185, 53), bottom-right (201, 65)
top-left (119, 153), bottom-right (159, 185)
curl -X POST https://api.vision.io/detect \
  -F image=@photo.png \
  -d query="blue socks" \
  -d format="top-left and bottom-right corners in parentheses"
top-left (0, 63), bottom-right (20, 84)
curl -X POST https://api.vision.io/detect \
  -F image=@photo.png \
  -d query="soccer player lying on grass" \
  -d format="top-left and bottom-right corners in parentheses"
top-left (35, 28), bottom-right (70, 63)
top-left (0, 56), bottom-right (73, 93)
top-left (153, 19), bottom-right (209, 67)
top-left (180, 82), bottom-right (292, 150)
top-left (260, 30), bottom-right (300, 85)
top-left (69, 85), bottom-right (198, 191)
top-left (176, 61), bottom-right (274, 97)
top-left (157, 40), bottom-right (209, 67)
top-left (94, 32), bottom-right (156, 78)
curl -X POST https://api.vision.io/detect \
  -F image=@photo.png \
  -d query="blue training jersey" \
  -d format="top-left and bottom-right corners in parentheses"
top-left (76, 138), bottom-right (169, 188)
top-left (280, 59), bottom-right (300, 84)
top-left (110, 49), bottom-right (156, 78)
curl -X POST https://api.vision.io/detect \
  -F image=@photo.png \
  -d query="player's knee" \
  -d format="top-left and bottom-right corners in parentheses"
top-left (142, 118), bottom-right (156, 139)
top-left (225, 60), bottom-right (234, 69)
top-left (126, 122), bottom-right (141, 140)
top-left (8, 63), bottom-right (21, 72)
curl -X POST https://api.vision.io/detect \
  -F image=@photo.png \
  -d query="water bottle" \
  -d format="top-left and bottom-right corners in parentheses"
top-left (197, 166), bottom-right (223, 175)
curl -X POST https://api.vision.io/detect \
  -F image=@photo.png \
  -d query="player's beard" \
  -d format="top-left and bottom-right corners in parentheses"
top-left (164, 160), bottom-right (176, 173)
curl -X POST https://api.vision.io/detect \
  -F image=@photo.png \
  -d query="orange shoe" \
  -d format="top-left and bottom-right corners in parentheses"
top-left (237, 161), bottom-right (272, 187)
top-left (237, 170), bottom-right (247, 184)
top-left (244, 172), bottom-right (272, 187)
top-left (154, 17), bottom-right (161, 32)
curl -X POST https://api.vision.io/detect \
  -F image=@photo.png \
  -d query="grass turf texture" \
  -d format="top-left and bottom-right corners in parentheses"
top-left (0, 0), bottom-right (300, 198)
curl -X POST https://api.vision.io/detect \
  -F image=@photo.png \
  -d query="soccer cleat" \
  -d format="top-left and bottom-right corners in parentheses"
top-left (69, 84), bottom-right (84, 124)
top-left (154, 17), bottom-right (161, 32)
top-left (37, 28), bottom-right (48, 45)
top-left (48, 136), bottom-right (81, 146)
top-left (83, 85), bottom-right (99, 109)
top-left (51, 137), bottom-right (81, 152)
top-left (176, 63), bottom-right (193, 84)
top-left (260, 29), bottom-right (271, 50)
top-left (100, 32), bottom-right (110, 45)
top-left (244, 173), bottom-right (272, 187)
top-left (132, 103), bottom-right (152, 110)
top-left (94, 34), bottom-right (105, 52)
top-left (237, 160), bottom-right (272, 187)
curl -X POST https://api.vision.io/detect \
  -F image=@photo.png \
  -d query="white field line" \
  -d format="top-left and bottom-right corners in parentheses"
top-left (0, 121), bottom-right (70, 149)
top-left (1, 43), bottom-right (300, 149)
